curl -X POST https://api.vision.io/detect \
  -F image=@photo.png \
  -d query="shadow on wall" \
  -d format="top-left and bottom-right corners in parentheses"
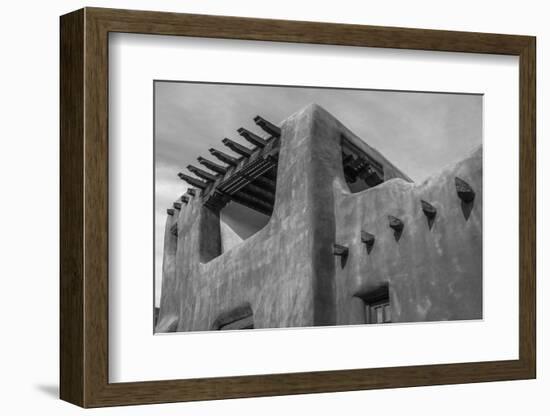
top-left (455, 177), bottom-right (476, 221)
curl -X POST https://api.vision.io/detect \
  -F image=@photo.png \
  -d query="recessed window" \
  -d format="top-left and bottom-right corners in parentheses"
top-left (366, 298), bottom-right (391, 324)
top-left (357, 284), bottom-right (391, 324)
top-left (341, 135), bottom-right (384, 193)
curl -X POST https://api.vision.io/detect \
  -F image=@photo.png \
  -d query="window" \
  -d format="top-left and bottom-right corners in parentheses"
top-left (356, 284), bottom-right (391, 324)
top-left (366, 298), bottom-right (391, 324)
top-left (341, 135), bottom-right (385, 193)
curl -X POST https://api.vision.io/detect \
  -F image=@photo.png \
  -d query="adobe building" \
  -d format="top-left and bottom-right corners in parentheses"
top-left (156, 104), bottom-right (482, 333)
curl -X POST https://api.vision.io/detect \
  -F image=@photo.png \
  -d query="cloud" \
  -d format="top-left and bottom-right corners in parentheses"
top-left (153, 81), bottom-right (482, 306)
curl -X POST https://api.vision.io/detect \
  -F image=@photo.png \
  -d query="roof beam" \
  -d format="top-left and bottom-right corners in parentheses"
top-left (177, 173), bottom-right (208, 189)
top-left (209, 148), bottom-right (240, 166)
top-left (230, 192), bottom-right (273, 216)
top-left (252, 174), bottom-right (276, 192)
top-left (237, 128), bottom-right (267, 148)
top-left (241, 182), bottom-right (275, 204)
top-left (187, 165), bottom-right (218, 182)
top-left (254, 115), bottom-right (281, 137)
top-left (197, 156), bottom-right (228, 175)
top-left (222, 138), bottom-right (254, 157)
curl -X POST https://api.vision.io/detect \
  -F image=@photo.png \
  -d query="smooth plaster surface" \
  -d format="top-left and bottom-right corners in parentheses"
top-left (157, 104), bottom-right (482, 332)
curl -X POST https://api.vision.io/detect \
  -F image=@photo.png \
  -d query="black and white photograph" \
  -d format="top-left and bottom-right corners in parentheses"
top-left (2, 0), bottom-right (542, 413)
top-left (154, 81), bottom-right (483, 333)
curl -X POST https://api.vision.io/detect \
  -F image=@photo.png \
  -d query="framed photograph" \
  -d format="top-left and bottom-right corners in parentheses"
top-left (60, 7), bottom-right (536, 408)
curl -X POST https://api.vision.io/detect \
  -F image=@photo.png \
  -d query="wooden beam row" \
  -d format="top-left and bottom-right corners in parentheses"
top-left (175, 115), bottom-right (281, 215)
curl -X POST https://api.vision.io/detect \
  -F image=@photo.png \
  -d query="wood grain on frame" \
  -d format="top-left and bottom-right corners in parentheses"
top-left (60, 8), bottom-right (85, 406)
top-left (60, 7), bottom-right (536, 408)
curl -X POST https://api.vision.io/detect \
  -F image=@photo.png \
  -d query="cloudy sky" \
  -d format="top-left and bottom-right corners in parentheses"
top-left (154, 81), bottom-right (482, 306)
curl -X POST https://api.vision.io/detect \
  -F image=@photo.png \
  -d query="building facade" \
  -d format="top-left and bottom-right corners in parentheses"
top-left (156, 104), bottom-right (482, 333)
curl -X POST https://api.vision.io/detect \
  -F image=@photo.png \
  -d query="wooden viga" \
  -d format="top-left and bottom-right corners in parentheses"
top-left (177, 115), bottom-right (281, 216)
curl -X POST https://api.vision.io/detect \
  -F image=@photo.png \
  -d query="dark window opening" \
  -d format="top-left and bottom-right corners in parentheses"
top-left (357, 284), bottom-right (391, 324)
top-left (341, 135), bottom-right (384, 193)
top-left (366, 299), bottom-right (391, 324)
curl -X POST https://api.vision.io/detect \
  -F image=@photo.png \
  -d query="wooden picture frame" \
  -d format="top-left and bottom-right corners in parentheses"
top-left (60, 7), bottom-right (536, 408)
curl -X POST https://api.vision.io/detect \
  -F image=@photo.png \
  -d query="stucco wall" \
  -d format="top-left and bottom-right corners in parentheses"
top-left (156, 211), bottom-right (179, 331)
top-left (302, 104), bottom-right (483, 325)
top-left (333, 147), bottom-right (483, 324)
top-left (158, 105), bottom-right (322, 331)
top-left (157, 104), bottom-right (482, 332)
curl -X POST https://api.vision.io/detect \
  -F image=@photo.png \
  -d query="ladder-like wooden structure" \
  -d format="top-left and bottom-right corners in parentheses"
top-left (177, 115), bottom-right (281, 216)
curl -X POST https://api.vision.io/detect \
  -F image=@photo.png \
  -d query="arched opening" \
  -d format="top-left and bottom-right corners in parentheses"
top-left (211, 303), bottom-right (254, 330)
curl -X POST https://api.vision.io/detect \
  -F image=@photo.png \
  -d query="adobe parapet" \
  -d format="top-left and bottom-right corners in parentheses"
top-left (156, 103), bottom-right (481, 333)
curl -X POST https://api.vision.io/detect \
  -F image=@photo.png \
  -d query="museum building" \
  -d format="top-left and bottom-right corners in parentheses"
top-left (156, 104), bottom-right (482, 332)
